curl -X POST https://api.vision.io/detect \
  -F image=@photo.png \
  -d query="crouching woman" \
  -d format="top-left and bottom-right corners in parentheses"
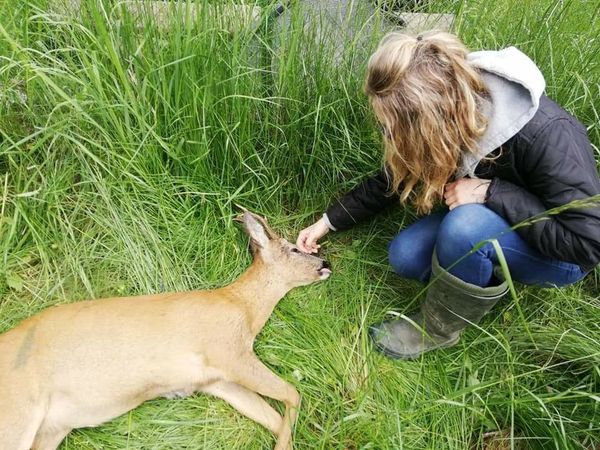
top-left (296, 32), bottom-right (600, 359)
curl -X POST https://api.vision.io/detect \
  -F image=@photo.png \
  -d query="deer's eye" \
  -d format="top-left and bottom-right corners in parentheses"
top-left (290, 248), bottom-right (300, 253)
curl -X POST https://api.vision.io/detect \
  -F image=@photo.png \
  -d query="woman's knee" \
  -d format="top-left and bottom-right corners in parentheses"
top-left (435, 204), bottom-right (502, 265)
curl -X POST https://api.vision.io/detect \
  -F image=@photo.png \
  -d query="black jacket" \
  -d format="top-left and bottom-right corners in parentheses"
top-left (326, 95), bottom-right (600, 272)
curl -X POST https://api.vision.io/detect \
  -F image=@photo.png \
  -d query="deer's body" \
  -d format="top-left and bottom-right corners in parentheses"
top-left (0, 211), bottom-right (330, 450)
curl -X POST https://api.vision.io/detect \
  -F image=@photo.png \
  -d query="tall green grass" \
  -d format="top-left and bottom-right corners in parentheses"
top-left (0, 0), bottom-right (598, 448)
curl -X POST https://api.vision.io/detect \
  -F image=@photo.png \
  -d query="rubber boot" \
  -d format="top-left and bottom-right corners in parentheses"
top-left (369, 252), bottom-right (508, 360)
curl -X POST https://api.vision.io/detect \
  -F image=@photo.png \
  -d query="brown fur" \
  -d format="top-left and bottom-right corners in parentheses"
top-left (0, 211), bottom-right (330, 450)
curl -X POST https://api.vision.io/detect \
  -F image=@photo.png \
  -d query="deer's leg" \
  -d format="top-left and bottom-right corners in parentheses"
top-left (31, 426), bottom-right (70, 450)
top-left (0, 393), bottom-right (45, 450)
top-left (202, 380), bottom-right (283, 434)
top-left (0, 416), bottom-right (41, 450)
top-left (229, 356), bottom-right (300, 450)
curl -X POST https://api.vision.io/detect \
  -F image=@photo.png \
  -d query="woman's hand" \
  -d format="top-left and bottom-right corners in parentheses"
top-left (444, 178), bottom-right (491, 210)
top-left (296, 218), bottom-right (330, 254)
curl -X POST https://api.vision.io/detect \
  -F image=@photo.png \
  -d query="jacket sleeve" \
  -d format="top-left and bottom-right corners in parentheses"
top-left (485, 119), bottom-right (600, 271)
top-left (325, 168), bottom-right (399, 231)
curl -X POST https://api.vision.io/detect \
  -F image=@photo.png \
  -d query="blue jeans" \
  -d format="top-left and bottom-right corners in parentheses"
top-left (388, 204), bottom-right (587, 287)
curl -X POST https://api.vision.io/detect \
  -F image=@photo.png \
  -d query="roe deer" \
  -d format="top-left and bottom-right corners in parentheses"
top-left (0, 210), bottom-right (331, 450)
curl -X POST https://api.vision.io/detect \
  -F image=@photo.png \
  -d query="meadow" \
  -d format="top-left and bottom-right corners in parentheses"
top-left (0, 0), bottom-right (599, 448)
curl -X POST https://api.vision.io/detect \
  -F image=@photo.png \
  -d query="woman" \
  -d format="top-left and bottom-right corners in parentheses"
top-left (296, 32), bottom-right (600, 360)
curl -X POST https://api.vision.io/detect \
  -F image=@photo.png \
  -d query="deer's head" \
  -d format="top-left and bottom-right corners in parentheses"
top-left (240, 210), bottom-right (331, 287)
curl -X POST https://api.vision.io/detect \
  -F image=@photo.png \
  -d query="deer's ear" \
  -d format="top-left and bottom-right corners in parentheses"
top-left (241, 211), bottom-right (272, 248)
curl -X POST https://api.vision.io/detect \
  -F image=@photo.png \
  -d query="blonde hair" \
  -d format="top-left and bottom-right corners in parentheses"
top-left (364, 31), bottom-right (489, 214)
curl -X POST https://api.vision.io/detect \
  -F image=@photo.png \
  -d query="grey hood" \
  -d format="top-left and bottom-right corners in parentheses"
top-left (457, 47), bottom-right (546, 178)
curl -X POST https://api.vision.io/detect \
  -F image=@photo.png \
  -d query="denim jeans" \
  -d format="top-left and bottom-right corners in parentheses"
top-left (388, 204), bottom-right (587, 287)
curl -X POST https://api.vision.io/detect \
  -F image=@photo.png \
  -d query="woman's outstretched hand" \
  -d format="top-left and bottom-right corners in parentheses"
top-left (444, 178), bottom-right (491, 210)
top-left (296, 218), bottom-right (330, 254)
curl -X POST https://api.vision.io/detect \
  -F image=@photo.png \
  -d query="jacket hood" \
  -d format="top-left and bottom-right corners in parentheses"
top-left (457, 47), bottom-right (546, 178)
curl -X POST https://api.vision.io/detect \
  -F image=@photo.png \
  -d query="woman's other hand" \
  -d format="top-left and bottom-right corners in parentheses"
top-left (444, 178), bottom-right (491, 210)
top-left (296, 218), bottom-right (330, 253)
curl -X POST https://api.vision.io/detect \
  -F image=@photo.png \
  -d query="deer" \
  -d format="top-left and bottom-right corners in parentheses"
top-left (0, 210), bottom-right (331, 450)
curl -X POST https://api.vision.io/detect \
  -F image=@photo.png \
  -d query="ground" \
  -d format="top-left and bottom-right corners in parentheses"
top-left (0, 0), bottom-right (598, 449)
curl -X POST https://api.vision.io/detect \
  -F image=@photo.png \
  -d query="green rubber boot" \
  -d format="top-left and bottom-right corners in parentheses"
top-left (370, 253), bottom-right (508, 360)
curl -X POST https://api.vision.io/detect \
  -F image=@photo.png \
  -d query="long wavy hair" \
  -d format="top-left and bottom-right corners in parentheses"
top-left (364, 31), bottom-right (490, 214)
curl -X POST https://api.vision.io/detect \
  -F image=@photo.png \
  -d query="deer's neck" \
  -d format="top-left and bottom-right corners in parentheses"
top-left (225, 259), bottom-right (291, 336)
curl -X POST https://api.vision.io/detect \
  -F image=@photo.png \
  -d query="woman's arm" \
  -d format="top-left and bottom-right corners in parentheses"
top-left (485, 119), bottom-right (600, 271)
top-left (325, 168), bottom-right (399, 231)
top-left (296, 168), bottom-right (399, 253)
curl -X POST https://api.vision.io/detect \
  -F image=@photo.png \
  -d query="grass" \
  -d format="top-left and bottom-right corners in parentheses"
top-left (0, 0), bottom-right (599, 448)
